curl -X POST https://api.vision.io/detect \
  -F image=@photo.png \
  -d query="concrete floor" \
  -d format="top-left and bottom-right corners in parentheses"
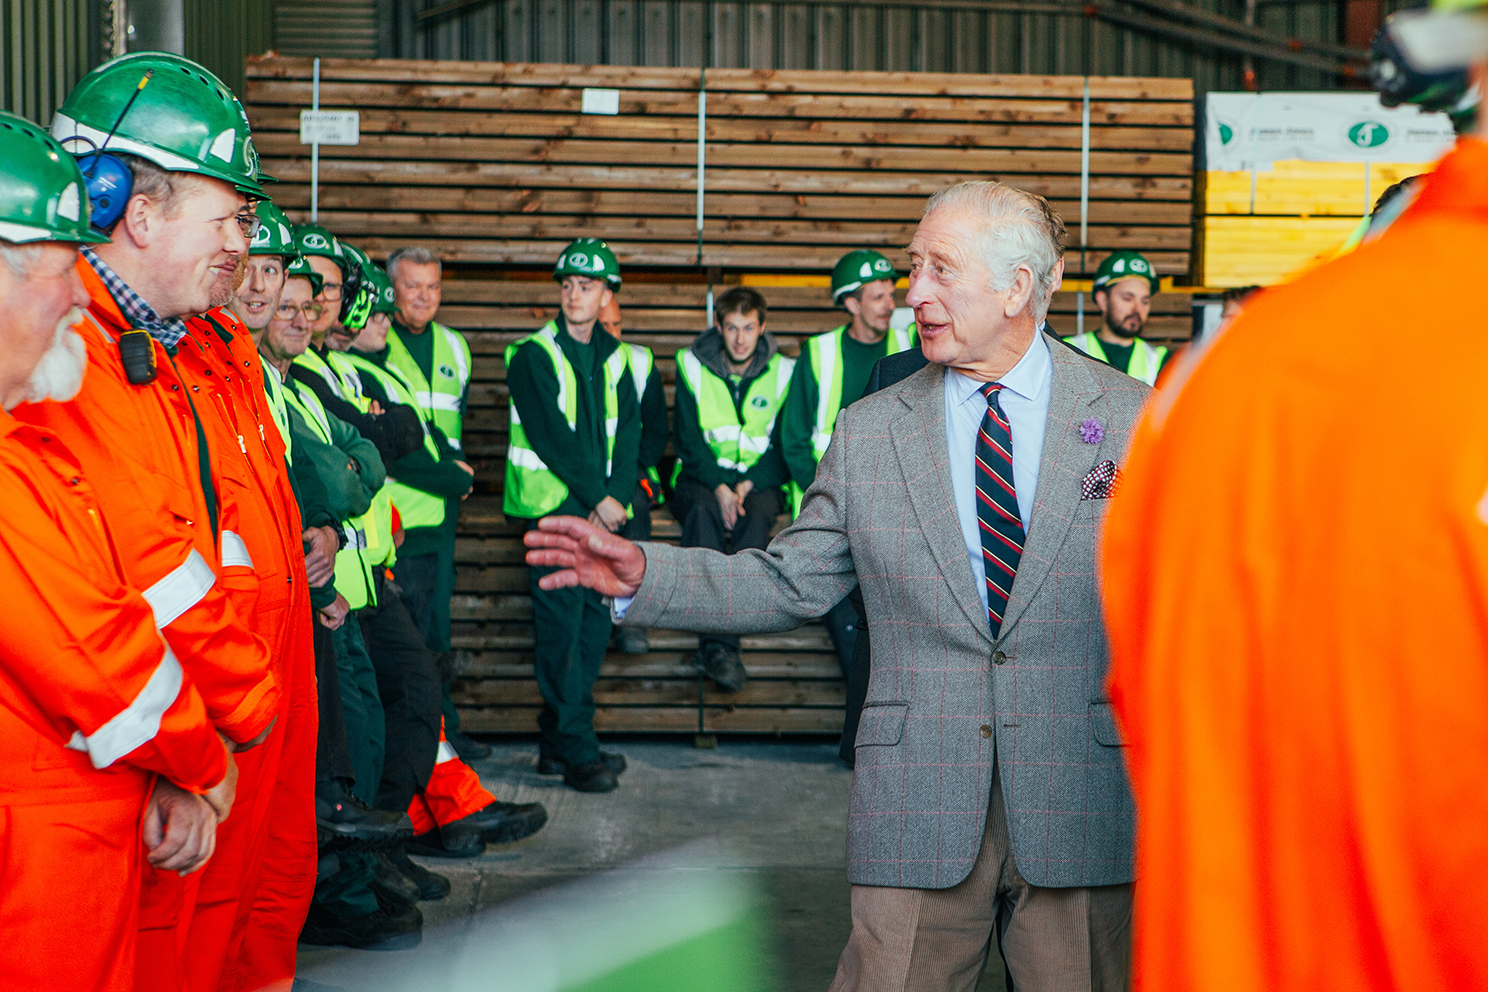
top-left (297, 739), bottom-right (1007, 992)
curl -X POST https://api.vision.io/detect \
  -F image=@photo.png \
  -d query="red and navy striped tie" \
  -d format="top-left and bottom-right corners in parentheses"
top-left (976, 382), bottom-right (1024, 636)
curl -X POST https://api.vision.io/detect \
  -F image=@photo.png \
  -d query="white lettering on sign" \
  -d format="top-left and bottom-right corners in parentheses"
top-left (581, 88), bottom-right (621, 115)
top-left (300, 110), bottom-right (361, 146)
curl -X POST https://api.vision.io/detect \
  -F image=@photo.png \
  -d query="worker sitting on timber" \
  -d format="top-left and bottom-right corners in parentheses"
top-left (1063, 250), bottom-right (1169, 386)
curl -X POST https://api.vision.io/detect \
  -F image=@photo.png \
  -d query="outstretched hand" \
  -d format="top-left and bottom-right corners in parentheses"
top-left (523, 516), bottom-right (647, 598)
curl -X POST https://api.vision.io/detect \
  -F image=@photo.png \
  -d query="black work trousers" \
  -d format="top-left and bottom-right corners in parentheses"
top-left (669, 477), bottom-right (783, 653)
top-left (313, 607), bottom-right (354, 786)
top-left (527, 519), bottom-right (613, 767)
top-left (619, 480), bottom-right (653, 542)
top-left (359, 572), bottom-right (442, 813)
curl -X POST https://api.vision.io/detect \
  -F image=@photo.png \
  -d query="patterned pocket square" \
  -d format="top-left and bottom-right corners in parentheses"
top-left (1081, 460), bottom-right (1120, 500)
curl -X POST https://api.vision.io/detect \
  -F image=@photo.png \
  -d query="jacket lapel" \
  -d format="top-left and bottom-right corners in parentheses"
top-left (888, 363), bottom-right (997, 648)
top-left (998, 335), bottom-right (1108, 637)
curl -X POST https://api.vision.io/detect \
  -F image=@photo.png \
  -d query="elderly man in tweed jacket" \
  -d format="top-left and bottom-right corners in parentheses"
top-left (526, 181), bottom-right (1150, 992)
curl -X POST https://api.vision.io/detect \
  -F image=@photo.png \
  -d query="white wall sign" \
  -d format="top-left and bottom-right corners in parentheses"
top-left (300, 110), bottom-right (361, 146)
top-left (1206, 92), bottom-right (1455, 171)
top-left (581, 88), bottom-right (621, 115)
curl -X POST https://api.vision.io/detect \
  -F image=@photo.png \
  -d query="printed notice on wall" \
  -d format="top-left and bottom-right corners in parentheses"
top-left (300, 110), bottom-right (361, 146)
top-left (581, 88), bottom-right (621, 115)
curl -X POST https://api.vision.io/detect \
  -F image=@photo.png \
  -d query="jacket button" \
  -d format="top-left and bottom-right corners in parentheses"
top-left (993, 650), bottom-right (1007, 665)
top-left (979, 725), bottom-right (992, 739)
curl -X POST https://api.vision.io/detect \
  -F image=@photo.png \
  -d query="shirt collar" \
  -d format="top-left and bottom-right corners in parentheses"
top-left (947, 329), bottom-right (1051, 406)
top-left (81, 247), bottom-right (189, 350)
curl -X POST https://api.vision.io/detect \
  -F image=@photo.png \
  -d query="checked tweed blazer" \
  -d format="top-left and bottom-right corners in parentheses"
top-left (621, 334), bottom-right (1150, 890)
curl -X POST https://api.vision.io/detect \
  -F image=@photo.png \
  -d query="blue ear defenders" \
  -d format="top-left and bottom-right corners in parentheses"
top-left (76, 153), bottom-right (133, 232)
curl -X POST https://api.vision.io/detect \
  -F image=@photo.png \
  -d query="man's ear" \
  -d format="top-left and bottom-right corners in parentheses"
top-left (842, 295), bottom-right (861, 319)
top-left (1003, 267), bottom-right (1035, 318)
top-left (1050, 256), bottom-right (1066, 295)
top-left (1092, 286), bottom-right (1109, 314)
top-left (115, 194), bottom-right (159, 250)
top-left (600, 287), bottom-right (614, 309)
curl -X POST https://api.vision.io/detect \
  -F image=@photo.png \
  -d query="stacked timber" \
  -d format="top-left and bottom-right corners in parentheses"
top-left (242, 57), bottom-right (1196, 736)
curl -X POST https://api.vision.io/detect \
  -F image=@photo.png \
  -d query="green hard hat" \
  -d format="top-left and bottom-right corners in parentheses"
top-left (284, 254), bottom-right (324, 297)
top-left (366, 264), bottom-right (397, 315)
top-left (249, 199), bottom-right (296, 257)
top-left (0, 111), bottom-right (109, 245)
top-left (554, 237), bottom-right (621, 288)
top-left (292, 223), bottom-right (351, 271)
top-left (51, 52), bottom-right (264, 198)
top-left (1092, 251), bottom-right (1159, 295)
top-left (831, 250), bottom-right (897, 304)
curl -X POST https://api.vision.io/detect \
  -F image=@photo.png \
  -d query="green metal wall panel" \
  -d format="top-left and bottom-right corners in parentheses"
top-left (184, 0), bottom-right (275, 97)
top-left (1, 0), bottom-right (96, 125)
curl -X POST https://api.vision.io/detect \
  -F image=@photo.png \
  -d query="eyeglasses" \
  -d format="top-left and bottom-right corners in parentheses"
top-left (319, 283), bottom-right (343, 301)
top-left (237, 212), bottom-right (262, 240)
top-left (276, 301), bottom-right (325, 320)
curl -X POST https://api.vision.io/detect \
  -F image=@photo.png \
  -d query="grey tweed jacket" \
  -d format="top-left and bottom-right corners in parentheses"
top-left (621, 334), bottom-right (1150, 890)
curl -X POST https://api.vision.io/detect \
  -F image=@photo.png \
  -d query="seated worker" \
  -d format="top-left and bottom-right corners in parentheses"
top-left (1063, 250), bottom-right (1169, 385)
top-left (598, 293), bottom-right (667, 656)
top-left (669, 287), bottom-right (794, 691)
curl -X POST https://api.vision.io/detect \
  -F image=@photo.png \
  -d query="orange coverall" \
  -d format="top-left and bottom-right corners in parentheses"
top-left (144, 310), bottom-right (317, 992)
top-left (0, 409), bottom-right (230, 992)
top-left (1103, 137), bottom-right (1488, 991)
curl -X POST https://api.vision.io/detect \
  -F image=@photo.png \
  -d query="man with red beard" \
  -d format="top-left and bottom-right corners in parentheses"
top-left (0, 111), bottom-right (237, 992)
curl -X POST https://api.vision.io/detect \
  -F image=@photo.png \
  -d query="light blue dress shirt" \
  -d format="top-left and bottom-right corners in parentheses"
top-left (944, 332), bottom-right (1053, 615)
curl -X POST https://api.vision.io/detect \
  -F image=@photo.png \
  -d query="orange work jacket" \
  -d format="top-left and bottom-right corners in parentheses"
top-left (1103, 137), bottom-right (1488, 992)
top-left (12, 260), bottom-right (279, 745)
top-left (177, 310), bottom-right (310, 691)
top-left (0, 409), bottom-right (228, 802)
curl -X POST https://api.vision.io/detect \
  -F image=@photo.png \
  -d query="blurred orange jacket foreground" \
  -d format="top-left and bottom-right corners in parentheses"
top-left (1103, 137), bottom-right (1488, 991)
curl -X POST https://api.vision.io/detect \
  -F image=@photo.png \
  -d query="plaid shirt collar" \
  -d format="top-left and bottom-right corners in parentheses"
top-left (81, 247), bottom-right (188, 350)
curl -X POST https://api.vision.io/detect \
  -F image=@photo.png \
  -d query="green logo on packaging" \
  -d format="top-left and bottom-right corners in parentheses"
top-left (1348, 121), bottom-right (1389, 149)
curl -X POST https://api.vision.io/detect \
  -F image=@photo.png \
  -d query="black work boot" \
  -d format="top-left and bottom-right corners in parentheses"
top-left (299, 902), bottom-right (423, 950)
top-left (692, 645), bottom-right (748, 692)
top-left (564, 758), bottom-right (620, 793)
top-left (370, 852), bottom-right (423, 909)
top-left (537, 750), bottom-right (627, 777)
top-left (455, 800), bottom-right (549, 844)
top-left (316, 781), bottom-right (415, 849)
top-left (448, 729), bottom-right (492, 763)
top-left (389, 844), bottom-right (451, 900)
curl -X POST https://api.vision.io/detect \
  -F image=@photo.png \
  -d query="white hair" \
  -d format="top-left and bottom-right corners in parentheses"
top-left (7, 307), bottom-right (86, 410)
top-left (922, 181), bottom-right (1066, 325)
top-left (385, 246), bottom-right (442, 284)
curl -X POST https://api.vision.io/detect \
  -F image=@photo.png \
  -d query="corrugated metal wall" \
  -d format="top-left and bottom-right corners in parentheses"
top-left (387, 0), bottom-right (1364, 95)
top-left (184, 0), bottom-right (276, 96)
top-left (1, 0), bottom-right (98, 124)
top-left (274, 0), bottom-right (378, 57)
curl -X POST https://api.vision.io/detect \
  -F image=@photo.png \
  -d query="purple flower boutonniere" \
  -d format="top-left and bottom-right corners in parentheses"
top-left (1079, 418), bottom-right (1105, 445)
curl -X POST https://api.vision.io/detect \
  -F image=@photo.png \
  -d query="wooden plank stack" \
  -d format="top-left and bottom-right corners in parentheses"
top-left (242, 57), bottom-right (1196, 736)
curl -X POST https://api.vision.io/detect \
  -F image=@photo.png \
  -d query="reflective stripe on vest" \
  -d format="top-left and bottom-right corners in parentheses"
top-left (295, 347), bottom-right (368, 410)
top-left (1062, 332), bottom-right (1169, 387)
top-left (503, 321), bottom-right (626, 519)
top-left (282, 379), bottom-right (390, 610)
top-left (342, 350), bottom-right (447, 532)
top-left (808, 322), bottom-right (918, 460)
top-left (260, 357), bottom-right (292, 463)
top-left (622, 342), bottom-right (664, 495)
top-left (675, 347), bottom-right (795, 475)
top-left (386, 320), bottom-right (471, 448)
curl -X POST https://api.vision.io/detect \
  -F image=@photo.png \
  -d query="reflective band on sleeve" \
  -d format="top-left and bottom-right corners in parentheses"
top-left (141, 549), bottom-right (216, 629)
top-left (435, 740), bottom-right (458, 764)
top-left (446, 437), bottom-right (462, 450)
top-left (74, 643), bottom-right (186, 769)
top-left (221, 530), bottom-right (255, 570)
top-left (428, 393), bottom-right (463, 412)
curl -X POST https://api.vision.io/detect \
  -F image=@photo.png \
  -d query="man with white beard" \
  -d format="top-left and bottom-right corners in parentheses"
top-left (0, 110), bottom-right (237, 992)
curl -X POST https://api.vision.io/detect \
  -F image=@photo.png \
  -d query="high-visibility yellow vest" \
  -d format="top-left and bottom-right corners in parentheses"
top-left (791, 322), bottom-right (917, 515)
top-left (386, 320), bottom-right (471, 450)
top-left (503, 321), bottom-right (627, 519)
top-left (295, 347), bottom-right (368, 411)
top-left (1062, 332), bottom-right (1169, 387)
top-left (673, 347), bottom-right (794, 481)
top-left (281, 379), bottom-right (392, 610)
top-left (342, 350), bottom-right (448, 532)
top-left (260, 355), bottom-right (292, 463)
top-left (808, 323), bottom-right (918, 461)
top-left (621, 341), bottom-right (663, 497)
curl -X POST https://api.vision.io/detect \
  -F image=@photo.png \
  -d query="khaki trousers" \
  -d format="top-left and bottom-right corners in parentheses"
top-left (828, 765), bottom-right (1133, 992)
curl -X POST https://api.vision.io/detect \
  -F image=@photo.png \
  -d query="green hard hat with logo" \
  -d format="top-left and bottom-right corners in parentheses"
top-left (366, 264), bottom-right (397, 315)
top-left (554, 237), bottom-right (621, 289)
top-left (0, 111), bottom-right (109, 245)
top-left (293, 223), bottom-right (351, 272)
top-left (831, 250), bottom-right (897, 304)
top-left (284, 254), bottom-right (324, 297)
top-left (249, 199), bottom-right (296, 257)
top-left (1092, 251), bottom-right (1159, 295)
top-left (51, 52), bottom-right (264, 198)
